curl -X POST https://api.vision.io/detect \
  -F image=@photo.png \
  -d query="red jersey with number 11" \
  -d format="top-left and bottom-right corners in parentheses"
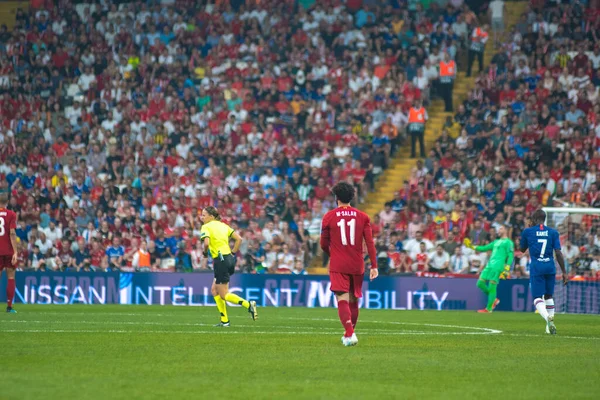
top-left (0, 208), bottom-right (17, 255)
top-left (320, 206), bottom-right (377, 275)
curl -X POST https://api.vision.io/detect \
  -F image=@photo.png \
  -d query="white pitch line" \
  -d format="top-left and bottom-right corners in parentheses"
top-left (28, 311), bottom-right (177, 317)
top-left (0, 328), bottom-right (502, 336)
top-left (2, 320), bottom-right (332, 331)
top-left (4, 320), bottom-right (600, 339)
top-left (2, 317), bottom-right (504, 335)
top-left (287, 317), bottom-right (600, 339)
top-left (1, 329), bottom-right (598, 339)
top-left (505, 333), bottom-right (600, 340)
top-left (5, 314), bottom-right (505, 334)
top-left (2, 320), bottom-right (436, 334)
top-left (8, 312), bottom-right (600, 340)
top-left (286, 317), bottom-right (503, 334)
top-left (1, 319), bottom-right (502, 335)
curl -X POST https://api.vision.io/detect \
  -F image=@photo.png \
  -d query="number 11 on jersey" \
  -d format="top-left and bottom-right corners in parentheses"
top-left (336, 218), bottom-right (356, 246)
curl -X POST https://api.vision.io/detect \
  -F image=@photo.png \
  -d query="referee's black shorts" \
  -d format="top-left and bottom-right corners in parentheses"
top-left (214, 254), bottom-right (235, 284)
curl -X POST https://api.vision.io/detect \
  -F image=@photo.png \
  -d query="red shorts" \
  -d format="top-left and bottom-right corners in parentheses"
top-left (330, 272), bottom-right (364, 298)
top-left (0, 255), bottom-right (15, 271)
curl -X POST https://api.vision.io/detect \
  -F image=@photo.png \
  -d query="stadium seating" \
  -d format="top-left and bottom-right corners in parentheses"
top-left (370, 0), bottom-right (600, 278)
top-left (1, 0), bottom-right (598, 279)
top-left (1, 0), bottom-right (458, 274)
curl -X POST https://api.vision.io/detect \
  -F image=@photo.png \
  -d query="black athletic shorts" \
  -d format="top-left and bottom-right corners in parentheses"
top-left (214, 254), bottom-right (236, 284)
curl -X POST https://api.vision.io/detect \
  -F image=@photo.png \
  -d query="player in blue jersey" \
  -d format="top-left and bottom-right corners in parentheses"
top-left (519, 209), bottom-right (568, 334)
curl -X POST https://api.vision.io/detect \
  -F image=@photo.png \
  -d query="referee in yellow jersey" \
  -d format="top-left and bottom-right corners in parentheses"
top-left (200, 206), bottom-right (257, 327)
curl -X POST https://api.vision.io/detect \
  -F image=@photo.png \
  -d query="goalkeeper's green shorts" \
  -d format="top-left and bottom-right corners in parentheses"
top-left (480, 267), bottom-right (503, 282)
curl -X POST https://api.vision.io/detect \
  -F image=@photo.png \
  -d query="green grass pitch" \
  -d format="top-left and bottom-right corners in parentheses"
top-left (0, 305), bottom-right (599, 400)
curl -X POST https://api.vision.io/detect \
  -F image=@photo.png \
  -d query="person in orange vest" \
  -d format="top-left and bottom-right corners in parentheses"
top-left (467, 24), bottom-right (489, 77)
top-left (408, 99), bottom-right (428, 158)
top-left (132, 240), bottom-right (152, 272)
top-left (439, 52), bottom-right (457, 112)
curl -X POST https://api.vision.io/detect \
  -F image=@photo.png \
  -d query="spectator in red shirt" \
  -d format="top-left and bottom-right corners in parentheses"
top-left (51, 136), bottom-right (69, 158)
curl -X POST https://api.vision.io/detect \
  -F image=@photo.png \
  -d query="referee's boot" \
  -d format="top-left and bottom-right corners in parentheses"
top-left (248, 301), bottom-right (258, 321)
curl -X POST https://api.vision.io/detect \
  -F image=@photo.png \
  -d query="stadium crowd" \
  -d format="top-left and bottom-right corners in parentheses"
top-left (1, 0), bottom-right (599, 278)
top-left (373, 0), bottom-right (600, 278)
top-left (0, 0), bottom-right (477, 274)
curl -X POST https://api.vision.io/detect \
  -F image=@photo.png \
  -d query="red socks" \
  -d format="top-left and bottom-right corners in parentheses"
top-left (7, 278), bottom-right (15, 308)
top-left (337, 300), bottom-right (354, 338)
top-left (349, 301), bottom-right (359, 328)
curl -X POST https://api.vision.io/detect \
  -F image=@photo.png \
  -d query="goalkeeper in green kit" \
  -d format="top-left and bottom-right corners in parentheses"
top-left (464, 225), bottom-right (514, 313)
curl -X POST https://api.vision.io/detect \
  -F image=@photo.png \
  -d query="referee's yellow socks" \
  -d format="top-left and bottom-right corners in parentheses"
top-left (225, 293), bottom-right (250, 309)
top-left (214, 296), bottom-right (229, 323)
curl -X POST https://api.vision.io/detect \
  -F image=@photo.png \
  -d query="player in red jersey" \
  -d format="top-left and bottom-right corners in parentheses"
top-left (0, 193), bottom-right (18, 313)
top-left (320, 182), bottom-right (378, 347)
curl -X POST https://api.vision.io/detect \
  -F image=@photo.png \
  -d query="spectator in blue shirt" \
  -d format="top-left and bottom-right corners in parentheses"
top-left (105, 236), bottom-right (125, 270)
top-left (389, 232), bottom-right (404, 252)
top-left (483, 200), bottom-right (498, 221)
top-left (425, 193), bottom-right (441, 212)
top-left (565, 104), bottom-right (585, 124)
top-left (286, 159), bottom-right (299, 178)
top-left (73, 238), bottom-right (91, 272)
top-left (372, 131), bottom-right (390, 148)
top-left (28, 245), bottom-right (46, 271)
top-left (37, 15), bottom-right (48, 32)
top-left (465, 115), bottom-right (481, 136)
top-left (72, 178), bottom-right (89, 197)
top-left (21, 170), bottom-right (36, 190)
top-left (355, 6), bottom-right (376, 28)
top-left (145, 25), bottom-right (160, 46)
top-left (483, 182), bottom-right (497, 201)
top-left (166, 228), bottom-right (186, 258)
top-left (405, 57), bottom-right (419, 82)
top-left (6, 164), bottom-right (22, 188)
top-left (154, 229), bottom-right (168, 260)
top-left (175, 241), bottom-right (192, 272)
top-left (159, 26), bottom-right (175, 45)
top-left (244, 242), bottom-right (266, 273)
top-left (431, 26), bottom-right (447, 47)
top-left (511, 98), bottom-right (525, 115)
top-left (292, 259), bottom-right (308, 275)
top-left (523, 74), bottom-right (539, 90)
top-left (389, 193), bottom-right (407, 213)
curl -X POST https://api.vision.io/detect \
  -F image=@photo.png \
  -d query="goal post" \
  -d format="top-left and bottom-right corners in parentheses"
top-left (542, 207), bottom-right (600, 314)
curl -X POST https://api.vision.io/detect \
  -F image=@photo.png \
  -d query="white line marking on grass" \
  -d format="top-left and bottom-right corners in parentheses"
top-left (9, 312), bottom-right (599, 339)
top-left (286, 318), bottom-right (600, 340)
top-left (0, 321), bottom-right (501, 336)
top-left (0, 328), bottom-right (504, 336)
top-left (29, 312), bottom-right (176, 317)
top-left (3, 320), bottom-right (336, 330)
top-left (0, 320), bottom-right (490, 334)
top-left (2, 329), bottom-right (598, 339)
top-left (286, 317), bottom-right (503, 335)
top-left (506, 334), bottom-right (600, 340)
top-left (1, 319), bottom-right (502, 335)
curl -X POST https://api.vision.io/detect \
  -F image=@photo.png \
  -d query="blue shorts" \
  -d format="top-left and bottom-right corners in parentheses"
top-left (530, 274), bottom-right (555, 298)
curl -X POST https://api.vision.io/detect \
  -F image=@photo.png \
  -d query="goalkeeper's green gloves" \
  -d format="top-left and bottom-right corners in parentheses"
top-left (500, 265), bottom-right (511, 280)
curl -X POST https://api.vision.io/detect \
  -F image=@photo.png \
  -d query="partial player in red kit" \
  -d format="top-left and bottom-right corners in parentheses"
top-left (320, 182), bottom-right (378, 347)
top-left (0, 193), bottom-right (18, 313)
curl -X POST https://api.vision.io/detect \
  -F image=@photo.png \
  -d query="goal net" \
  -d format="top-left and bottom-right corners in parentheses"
top-left (542, 207), bottom-right (600, 314)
